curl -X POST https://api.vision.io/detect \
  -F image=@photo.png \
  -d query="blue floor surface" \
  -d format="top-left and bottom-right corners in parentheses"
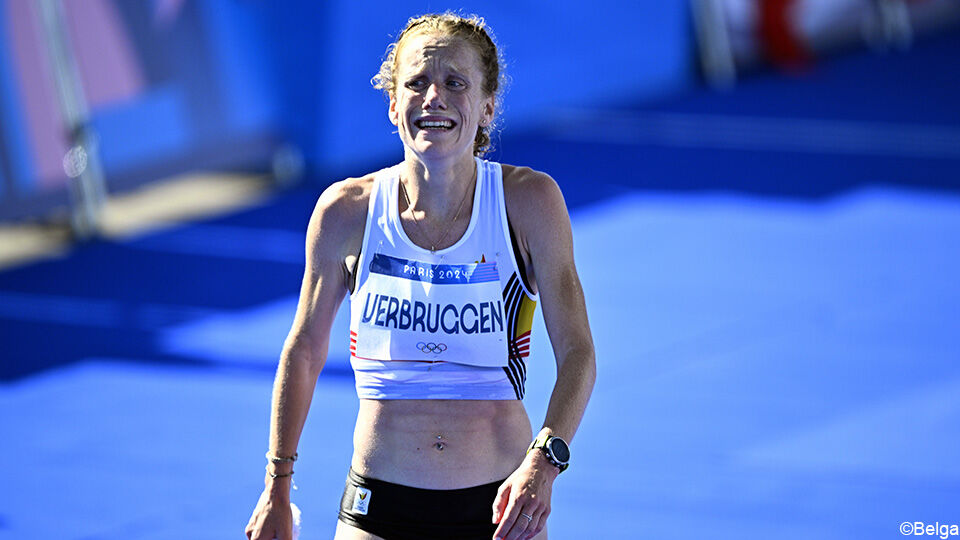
top-left (2, 186), bottom-right (959, 539)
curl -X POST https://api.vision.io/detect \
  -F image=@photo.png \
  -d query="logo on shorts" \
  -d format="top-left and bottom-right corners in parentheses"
top-left (417, 342), bottom-right (447, 354)
top-left (352, 485), bottom-right (371, 515)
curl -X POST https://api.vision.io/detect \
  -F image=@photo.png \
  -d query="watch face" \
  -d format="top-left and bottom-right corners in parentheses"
top-left (548, 438), bottom-right (570, 463)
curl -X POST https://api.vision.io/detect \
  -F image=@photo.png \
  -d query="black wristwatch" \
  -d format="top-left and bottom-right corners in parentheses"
top-left (527, 433), bottom-right (570, 472)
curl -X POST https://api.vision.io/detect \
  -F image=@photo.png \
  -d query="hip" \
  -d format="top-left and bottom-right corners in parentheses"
top-left (338, 468), bottom-right (501, 540)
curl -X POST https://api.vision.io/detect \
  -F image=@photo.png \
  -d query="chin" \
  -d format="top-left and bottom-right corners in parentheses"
top-left (409, 138), bottom-right (468, 159)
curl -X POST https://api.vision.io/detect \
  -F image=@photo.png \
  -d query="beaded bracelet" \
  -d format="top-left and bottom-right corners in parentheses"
top-left (265, 451), bottom-right (298, 464)
top-left (265, 464), bottom-right (295, 479)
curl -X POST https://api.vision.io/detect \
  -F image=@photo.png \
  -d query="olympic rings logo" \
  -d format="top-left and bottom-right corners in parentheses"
top-left (416, 342), bottom-right (448, 354)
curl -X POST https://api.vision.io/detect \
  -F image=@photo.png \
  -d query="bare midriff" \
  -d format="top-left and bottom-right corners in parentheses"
top-left (350, 399), bottom-right (533, 489)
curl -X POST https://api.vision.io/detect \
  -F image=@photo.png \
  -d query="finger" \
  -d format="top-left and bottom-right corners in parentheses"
top-left (264, 521), bottom-right (291, 540)
top-left (525, 510), bottom-right (547, 539)
top-left (245, 512), bottom-right (260, 539)
top-left (503, 507), bottom-right (533, 540)
top-left (515, 505), bottom-right (545, 540)
top-left (492, 482), bottom-right (512, 523)
top-left (253, 526), bottom-right (277, 540)
top-left (493, 499), bottom-right (517, 539)
top-left (493, 501), bottom-right (527, 540)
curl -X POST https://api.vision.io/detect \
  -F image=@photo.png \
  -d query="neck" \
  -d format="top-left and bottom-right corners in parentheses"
top-left (399, 151), bottom-right (477, 216)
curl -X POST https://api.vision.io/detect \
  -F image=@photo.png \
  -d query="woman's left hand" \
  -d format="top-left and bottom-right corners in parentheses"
top-left (492, 449), bottom-right (560, 540)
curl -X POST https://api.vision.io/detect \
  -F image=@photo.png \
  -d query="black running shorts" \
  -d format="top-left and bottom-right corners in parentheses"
top-left (338, 468), bottom-right (505, 539)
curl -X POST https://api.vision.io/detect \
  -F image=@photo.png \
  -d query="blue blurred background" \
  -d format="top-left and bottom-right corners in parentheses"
top-left (1, 1), bottom-right (959, 538)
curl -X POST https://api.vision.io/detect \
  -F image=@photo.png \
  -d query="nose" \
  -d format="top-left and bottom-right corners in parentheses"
top-left (423, 82), bottom-right (446, 110)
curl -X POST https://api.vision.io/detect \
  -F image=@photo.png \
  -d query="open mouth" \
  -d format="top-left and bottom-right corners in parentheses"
top-left (415, 118), bottom-right (456, 131)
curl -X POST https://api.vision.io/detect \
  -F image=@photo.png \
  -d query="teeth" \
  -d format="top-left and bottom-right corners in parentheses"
top-left (417, 120), bottom-right (453, 129)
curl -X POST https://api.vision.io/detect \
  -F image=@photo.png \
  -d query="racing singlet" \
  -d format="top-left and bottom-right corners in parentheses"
top-left (348, 157), bottom-right (538, 399)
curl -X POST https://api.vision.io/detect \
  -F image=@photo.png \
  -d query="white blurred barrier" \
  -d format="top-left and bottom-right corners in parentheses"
top-left (692, 0), bottom-right (960, 85)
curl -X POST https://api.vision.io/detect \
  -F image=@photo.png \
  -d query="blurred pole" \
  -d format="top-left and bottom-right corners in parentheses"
top-left (691, 0), bottom-right (737, 89)
top-left (35, 0), bottom-right (107, 239)
top-left (271, 144), bottom-right (306, 188)
top-left (874, 0), bottom-right (913, 49)
top-left (0, 109), bottom-right (15, 200)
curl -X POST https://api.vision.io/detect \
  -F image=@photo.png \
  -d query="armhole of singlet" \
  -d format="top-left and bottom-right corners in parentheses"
top-left (507, 216), bottom-right (535, 297)
top-left (494, 162), bottom-right (537, 301)
top-left (349, 175), bottom-right (381, 298)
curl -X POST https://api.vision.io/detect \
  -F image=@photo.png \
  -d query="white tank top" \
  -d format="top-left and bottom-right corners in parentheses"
top-left (349, 157), bottom-right (538, 400)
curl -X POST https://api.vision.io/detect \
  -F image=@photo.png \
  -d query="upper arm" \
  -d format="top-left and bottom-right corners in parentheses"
top-left (283, 179), bottom-right (367, 365)
top-left (505, 169), bottom-right (595, 368)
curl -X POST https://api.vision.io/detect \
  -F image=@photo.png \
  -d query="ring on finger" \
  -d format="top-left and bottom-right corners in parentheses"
top-left (520, 512), bottom-right (533, 521)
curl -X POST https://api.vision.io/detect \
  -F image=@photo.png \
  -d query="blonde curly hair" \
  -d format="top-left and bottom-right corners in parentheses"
top-left (372, 12), bottom-right (506, 156)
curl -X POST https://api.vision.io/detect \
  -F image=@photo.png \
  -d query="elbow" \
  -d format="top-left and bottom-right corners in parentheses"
top-left (583, 349), bottom-right (597, 389)
top-left (560, 345), bottom-right (596, 388)
top-left (281, 333), bottom-right (327, 374)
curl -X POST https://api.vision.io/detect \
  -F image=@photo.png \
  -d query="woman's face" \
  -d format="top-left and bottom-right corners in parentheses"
top-left (389, 32), bottom-right (495, 161)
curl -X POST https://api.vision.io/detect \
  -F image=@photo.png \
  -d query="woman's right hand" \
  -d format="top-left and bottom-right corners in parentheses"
top-left (245, 489), bottom-right (293, 540)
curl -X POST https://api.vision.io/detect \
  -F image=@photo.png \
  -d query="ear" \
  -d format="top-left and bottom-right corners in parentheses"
top-left (480, 94), bottom-right (495, 127)
top-left (389, 94), bottom-right (399, 126)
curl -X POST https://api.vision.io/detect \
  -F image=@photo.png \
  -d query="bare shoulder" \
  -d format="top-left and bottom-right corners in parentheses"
top-left (313, 174), bottom-right (375, 223)
top-left (500, 164), bottom-right (568, 229)
top-left (306, 173), bottom-right (376, 261)
top-left (501, 164), bottom-right (560, 200)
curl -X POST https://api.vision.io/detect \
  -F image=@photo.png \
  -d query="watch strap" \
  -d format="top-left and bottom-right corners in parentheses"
top-left (527, 433), bottom-right (569, 472)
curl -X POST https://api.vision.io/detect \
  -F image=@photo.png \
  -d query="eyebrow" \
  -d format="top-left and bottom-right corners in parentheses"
top-left (404, 64), bottom-right (471, 80)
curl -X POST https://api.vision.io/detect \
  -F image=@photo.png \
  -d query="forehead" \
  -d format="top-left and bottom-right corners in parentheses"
top-left (395, 32), bottom-right (482, 76)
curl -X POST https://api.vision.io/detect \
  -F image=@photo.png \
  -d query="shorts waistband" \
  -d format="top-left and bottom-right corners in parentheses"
top-left (347, 467), bottom-right (503, 497)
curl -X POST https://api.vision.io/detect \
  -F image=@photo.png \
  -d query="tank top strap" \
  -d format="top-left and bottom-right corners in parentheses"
top-left (353, 166), bottom-right (395, 296)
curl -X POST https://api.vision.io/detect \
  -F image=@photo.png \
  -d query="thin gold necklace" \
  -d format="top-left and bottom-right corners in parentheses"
top-left (400, 174), bottom-right (473, 253)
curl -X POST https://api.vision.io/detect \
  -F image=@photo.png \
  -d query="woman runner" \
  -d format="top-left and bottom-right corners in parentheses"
top-left (245, 12), bottom-right (595, 540)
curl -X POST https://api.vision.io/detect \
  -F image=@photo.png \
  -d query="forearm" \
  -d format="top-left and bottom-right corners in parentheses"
top-left (264, 344), bottom-right (325, 497)
top-left (492, 348), bottom-right (594, 537)
top-left (538, 347), bottom-right (596, 443)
